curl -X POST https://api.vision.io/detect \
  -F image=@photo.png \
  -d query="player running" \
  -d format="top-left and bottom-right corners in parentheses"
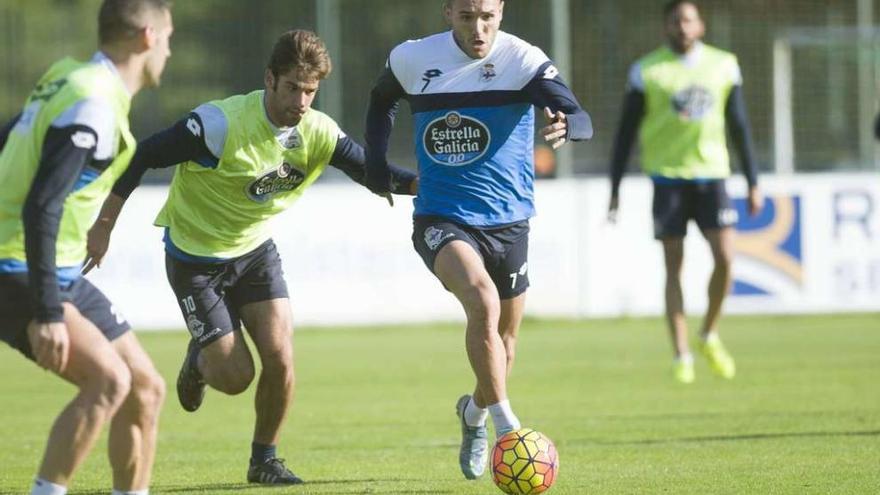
top-left (84, 29), bottom-right (417, 485)
top-left (363, 0), bottom-right (592, 481)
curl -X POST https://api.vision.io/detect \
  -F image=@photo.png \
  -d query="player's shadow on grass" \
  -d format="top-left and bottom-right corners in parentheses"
top-left (298, 490), bottom-right (454, 495)
top-left (594, 429), bottom-right (880, 446)
top-left (305, 478), bottom-right (418, 485)
top-left (71, 484), bottom-right (256, 494)
top-left (111, 478), bottom-right (447, 494)
top-left (298, 478), bottom-right (454, 494)
top-left (156, 483), bottom-right (260, 493)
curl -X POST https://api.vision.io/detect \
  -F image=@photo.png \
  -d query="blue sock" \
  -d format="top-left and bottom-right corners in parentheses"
top-left (251, 442), bottom-right (276, 464)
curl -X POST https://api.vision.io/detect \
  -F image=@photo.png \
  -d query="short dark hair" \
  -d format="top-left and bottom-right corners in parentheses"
top-left (663, 0), bottom-right (698, 19)
top-left (267, 30), bottom-right (332, 82)
top-left (98, 0), bottom-right (171, 44)
top-left (444, 0), bottom-right (505, 8)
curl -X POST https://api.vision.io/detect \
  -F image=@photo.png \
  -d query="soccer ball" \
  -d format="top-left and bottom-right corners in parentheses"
top-left (491, 428), bottom-right (559, 494)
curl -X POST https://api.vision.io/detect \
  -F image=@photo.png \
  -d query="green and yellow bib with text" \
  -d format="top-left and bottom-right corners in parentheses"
top-left (638, 44), bottom-right (739, 179)
top-left (156, 90), bottom-right (340, 258)
top-left (0, 57), bottom-right (134, 267)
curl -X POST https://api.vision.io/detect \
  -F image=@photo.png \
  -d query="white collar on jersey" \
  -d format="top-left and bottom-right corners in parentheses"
top-left (676, 41), bottom-right (704, 68)
top-left (90, 51), bottom-right (130, 97)
top-left (260, 91), bottom-right (302, 148)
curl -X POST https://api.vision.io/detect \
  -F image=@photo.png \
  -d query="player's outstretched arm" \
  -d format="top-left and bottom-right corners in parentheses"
top-left (112, 112), bottom-right (221, 200)
top-left (525, 62), bottom-right (594, 150)
top-left (84, 112), bottom-right (220, 273)
top-left (82, 192), bottom-right (126, 274)
top-left (364, 66), bottom-right (406, 194)
top-left (330, 134), bottom-right (418, 205)
top-left (608, 89), bottom-right (646, 223)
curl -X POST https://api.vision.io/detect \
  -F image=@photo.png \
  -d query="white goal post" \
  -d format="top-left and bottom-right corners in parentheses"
top-left (773, 22), bottom-right (880, 174)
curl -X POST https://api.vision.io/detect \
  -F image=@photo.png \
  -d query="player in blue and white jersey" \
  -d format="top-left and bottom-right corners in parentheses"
top-left (364, 0), bottom-right (592, 480)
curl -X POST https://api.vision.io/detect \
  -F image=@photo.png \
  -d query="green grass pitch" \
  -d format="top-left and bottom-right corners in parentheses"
top-left (1, 314), bottom-right (878, 494)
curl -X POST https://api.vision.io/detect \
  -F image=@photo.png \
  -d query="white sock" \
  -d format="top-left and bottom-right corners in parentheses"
top-left (488, 399), bottom-right (521, 436)
top-left (111, 490), bottom-right (148, 495)
top-left (701, 332), bottom-right (720, 344)
top-left (675, 353), bottom-right (694, 364)
top-left (31, 478), bottom-right (67, 495)
top-left (464, 397), bottom-right (488, 427)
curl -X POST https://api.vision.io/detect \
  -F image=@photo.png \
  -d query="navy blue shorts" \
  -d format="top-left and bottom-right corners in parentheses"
top-left (412, 216), bottom-right (530, 300)
top-left (652, 180), bottom-right (738, 239)
top-left (0, 273), bottom-right (130, 360)
top-left (165, 239), bottom-right (289, 348)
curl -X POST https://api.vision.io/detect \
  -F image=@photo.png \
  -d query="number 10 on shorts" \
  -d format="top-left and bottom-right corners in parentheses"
top-left (181, 295), bottom-right (196, 314)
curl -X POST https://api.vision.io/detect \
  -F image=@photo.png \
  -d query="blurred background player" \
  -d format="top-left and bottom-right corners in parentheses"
top-left (0, 1), bottom-right (173, 494)
top-left (607, 0), bottom-right (763, 383)
top-left (364, 0), bottom-right (592, 481)
top-left (875, 112), bottom-right (880, 140)
top-left (83, 29), bottom-right (417, 485)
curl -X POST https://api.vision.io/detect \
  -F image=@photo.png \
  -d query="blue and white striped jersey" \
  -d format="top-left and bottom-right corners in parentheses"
top-left (367, 30), bottom-right (592, 227)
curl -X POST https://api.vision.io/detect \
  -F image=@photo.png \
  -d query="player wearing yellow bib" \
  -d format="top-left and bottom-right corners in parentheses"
top-left (608, 0), bottom-right (763, 384)
top-left (84, 30), bottom-right (417, 485)
top-left (0, 2), bottom-right (173, 495)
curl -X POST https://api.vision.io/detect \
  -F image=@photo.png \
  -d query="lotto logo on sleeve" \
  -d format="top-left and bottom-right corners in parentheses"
top-left (422, 111), bottom-right (491, 166)
top-left (186, 117), bottom-right (202, 137)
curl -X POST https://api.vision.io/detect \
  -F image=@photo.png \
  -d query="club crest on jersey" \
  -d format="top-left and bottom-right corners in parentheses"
top-left (423, 111), bottom-right (491, 166)
top-left (279, 128), bottom-right (302, 149)
top-left (246, 162), bottom-right (306, 202)
top-left (479, 63), bottom-right (497, 83)
top-left (672, 85), bottom-right (715, 121)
